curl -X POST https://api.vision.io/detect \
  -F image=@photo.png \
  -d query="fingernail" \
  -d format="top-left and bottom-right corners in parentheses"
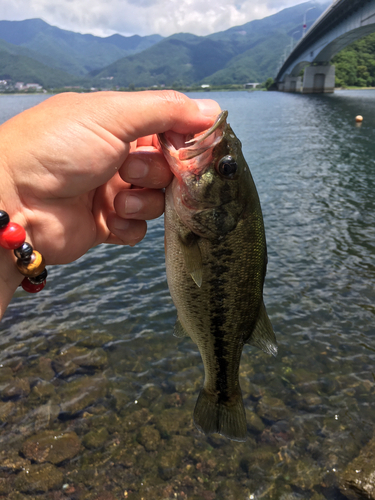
top-left (124, 194), bottom-right (143, 214)
top-left (127, 159), bottom-right (149, 180)
top-left (195, 99), bottom-right (221, 117)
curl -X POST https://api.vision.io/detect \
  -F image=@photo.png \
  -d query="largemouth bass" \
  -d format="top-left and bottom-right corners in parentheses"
top-left (158, 111), bottom-right (277, 442)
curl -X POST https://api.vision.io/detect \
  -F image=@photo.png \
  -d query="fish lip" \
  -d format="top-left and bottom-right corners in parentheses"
top-left (181, 110), bottom-right (228, 156)
top-left (158, 110), bottom-right (228, 168)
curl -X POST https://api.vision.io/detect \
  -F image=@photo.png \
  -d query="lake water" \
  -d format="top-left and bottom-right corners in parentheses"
top-left (0, 91), bottom-right (374, 499)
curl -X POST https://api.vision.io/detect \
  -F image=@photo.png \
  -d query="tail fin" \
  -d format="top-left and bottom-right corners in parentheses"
top-left (193, 389), bottom-right (247, 442)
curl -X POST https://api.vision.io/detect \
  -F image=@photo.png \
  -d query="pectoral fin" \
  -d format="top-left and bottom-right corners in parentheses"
top-left (178, 232), bottom-right (203, 287)
top-left (174, 318), bottom-right (190, 338)
top-left (246, 302), bottom-right (278, 357)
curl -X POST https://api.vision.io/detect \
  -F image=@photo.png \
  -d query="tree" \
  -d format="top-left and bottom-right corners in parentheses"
top-left (265, 77), bottom-right (274, 90)
top-left (332, 32), bottom-right (375, 87)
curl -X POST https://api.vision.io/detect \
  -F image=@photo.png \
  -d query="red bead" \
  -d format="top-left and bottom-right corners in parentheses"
top-left (0, 222), bottom-right (26, 249)
top-left (21, 277), bottom-right (46, 293)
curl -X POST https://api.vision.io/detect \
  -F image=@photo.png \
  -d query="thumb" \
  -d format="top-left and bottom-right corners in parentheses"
top-left (81, 90), bottom-right (222, 142)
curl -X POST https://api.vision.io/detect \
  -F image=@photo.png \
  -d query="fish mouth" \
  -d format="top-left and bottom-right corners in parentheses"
top-left (159, 110), bottom-right (228, 212)
top-left (158, 110), bottom-right (228, 168)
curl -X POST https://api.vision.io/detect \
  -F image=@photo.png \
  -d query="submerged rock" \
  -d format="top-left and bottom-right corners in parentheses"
top-left (121, 407), bottom-right (152, 432)
top-left (286, 458), bottom-right (323, 490)
top-left (14, 462), bottom-right (64, 493)
top-left (154, 408), bottom-right (192, 437)
top-left (32, 403), bottom-right (61, 431)
top-left (28, 380), bottom-right (57, 404)
top-left (0, 401), bottom-right (15, 423)
top-left (256, 395), bottom-right (291, 422)
top-left (246, 408), bottom-right (265, 434)
top-left (72, 347), bottom-right (108, 370)
top-left (339, 434), bottom-right (375, 499)
top-left (0, 449), bottom-right (30, 471)
top-left (77, 332), bottom-right (114, 348)
top-left (52, 346), bottom-right (108, 377)
top-left (21, 430), bottom-right (81, 464)
top-left (157, 447), bottom-right (184, 481)
top-left (0, 477), bottom-right (10, 496)
top-left (58, 374), bottom-right (108, 416)
top-left (136, 385), bottom-right (163, 407)
top-left (83, 427), bottom-right (109, 449)
top-left (216, 478), bottom-right (248, 500)
top-left (26, 357), bottom-right (55, 382)
top-left (170, 366), bottom-right (202, 393)
top-left (0, 377), bottom-right (30, 400)
top-left (137, 425), bottom-right (161, 452)
top-left (0, 366), bottom-right (13, 383)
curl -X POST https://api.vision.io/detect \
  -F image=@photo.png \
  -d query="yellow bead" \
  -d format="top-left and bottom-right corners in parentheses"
top-left (16, 251), bottom-right (46, 277)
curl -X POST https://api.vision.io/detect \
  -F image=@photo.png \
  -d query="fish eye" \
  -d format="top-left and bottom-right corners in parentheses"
top-left (217, 156), bottom-right (238, 179)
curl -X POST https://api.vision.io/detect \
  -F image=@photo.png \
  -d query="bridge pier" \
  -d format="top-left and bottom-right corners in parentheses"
top-left (283, 75), bottom-right (303, 93)
top-left (302, 64), bottom-right (335, 93)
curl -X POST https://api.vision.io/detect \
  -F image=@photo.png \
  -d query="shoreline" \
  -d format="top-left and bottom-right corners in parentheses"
top-left (1, 86), bottom-right (375, 96)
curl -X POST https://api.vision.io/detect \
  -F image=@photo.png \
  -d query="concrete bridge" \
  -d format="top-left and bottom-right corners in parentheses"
top-left (276, 0), bottom-right (375, 93)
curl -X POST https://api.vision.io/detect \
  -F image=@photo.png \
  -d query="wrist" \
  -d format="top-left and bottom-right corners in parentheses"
top-left (0, 165), bottom-right (23, 317)
top-left (0, 210), bottom-right (48, 320)
top-left (0, 152), bottom-right (31, 318)
top-left (0, 246), bottom-right (23, 319)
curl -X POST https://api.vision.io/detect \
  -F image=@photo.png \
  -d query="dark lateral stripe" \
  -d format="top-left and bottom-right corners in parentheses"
top-left (208, 245), bottom-right (234, 403)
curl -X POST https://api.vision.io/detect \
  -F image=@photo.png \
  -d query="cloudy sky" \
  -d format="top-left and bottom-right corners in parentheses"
top-left (0, 0), bottom-right (327, 37)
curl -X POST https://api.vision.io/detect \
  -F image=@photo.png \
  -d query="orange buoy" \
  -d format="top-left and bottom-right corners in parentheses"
top-left (355, 115), bottom-right (363, 122)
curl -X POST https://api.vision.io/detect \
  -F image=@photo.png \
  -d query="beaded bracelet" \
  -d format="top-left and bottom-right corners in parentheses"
top-left (0, 210), bottom-right (47, 293)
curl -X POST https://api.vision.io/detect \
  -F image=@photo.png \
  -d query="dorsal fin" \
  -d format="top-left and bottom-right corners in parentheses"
top-left (246, 302), bottom-right (278, 357)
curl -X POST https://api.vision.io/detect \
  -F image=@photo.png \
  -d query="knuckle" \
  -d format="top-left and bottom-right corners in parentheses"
top-left (159, 90), bottom-right (188, 109)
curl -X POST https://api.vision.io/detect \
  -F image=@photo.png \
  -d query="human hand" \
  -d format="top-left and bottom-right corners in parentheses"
top-left (0, 90), bottom-right (221, 316)
top-left (0, 90), bottom-right (221, 262)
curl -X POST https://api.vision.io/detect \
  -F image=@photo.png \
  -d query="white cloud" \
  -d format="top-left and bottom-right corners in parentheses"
top-left (0, 0), bottom-right (328, 37)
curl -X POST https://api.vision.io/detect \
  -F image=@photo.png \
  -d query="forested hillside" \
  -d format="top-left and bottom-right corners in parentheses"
top-left (333, 32), bottom-right (375, 87)
top-left (93, 2), bottom-right (328, 87)
top-left (1, 4), bottom-right (374, 90)
top-left (0, 19), bottom-right (163, 77)
top-left (0, 39), bottom-right (87, 87)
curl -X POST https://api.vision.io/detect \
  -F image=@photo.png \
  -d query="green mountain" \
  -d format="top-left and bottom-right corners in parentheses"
top-left (0, 19), bottom-right (163, 76)
top-left (91, 33), bottom-right (239, 86)
top-left (10, 2), bottom-right (373, 90)
top-left (93, 1), bottom-right (329, 87)
top-left (203, 2), bottom-right (329, 85)
top-left (0, 38), bottom-right (87, 87)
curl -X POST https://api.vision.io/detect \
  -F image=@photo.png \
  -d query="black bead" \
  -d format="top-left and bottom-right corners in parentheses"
top-left (14, 242), bottom-right (33, 261)
top-left (28, 268), bottom-right (48, 285)
top-left (0, 210), bottom-right (9, 229)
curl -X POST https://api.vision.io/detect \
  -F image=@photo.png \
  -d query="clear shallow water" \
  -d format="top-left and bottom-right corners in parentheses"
top-left (0, 91), bottom-right (374, 499)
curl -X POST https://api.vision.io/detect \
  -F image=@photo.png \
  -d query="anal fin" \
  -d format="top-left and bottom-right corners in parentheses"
top-left (246, 301), bottom-right (278, 357)
top-left (174, 318), bottom-right (190, 338)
